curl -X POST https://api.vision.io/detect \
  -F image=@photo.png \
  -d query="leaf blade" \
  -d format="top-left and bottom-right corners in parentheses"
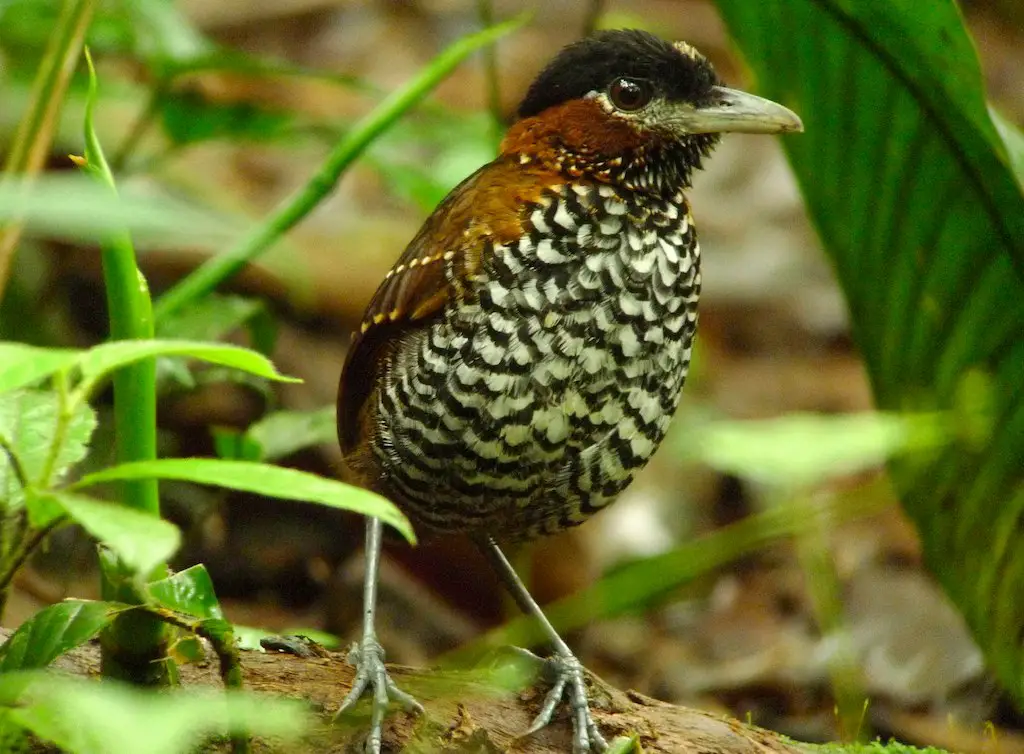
top-left (76, 339), bottom-right (300, 395)
top-left (0, 600), bottom-right (123, 671)
top-left (74, 458), bottom-right (414, 542)
top-left (715, 0), bottom-right (1024, 704)
top-left (35, 491), bottom-right (181, 577)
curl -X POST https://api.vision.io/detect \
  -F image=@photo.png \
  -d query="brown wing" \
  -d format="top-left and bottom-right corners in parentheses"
top-left (337, 158), bottom-right (562, 460)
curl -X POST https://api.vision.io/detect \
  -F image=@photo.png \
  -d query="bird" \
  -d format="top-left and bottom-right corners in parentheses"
top-left (336, 28), bottom-right (802, 753)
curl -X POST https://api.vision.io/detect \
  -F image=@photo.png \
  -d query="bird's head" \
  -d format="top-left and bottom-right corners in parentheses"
top-left (502, 29), bottom-right (803, 194)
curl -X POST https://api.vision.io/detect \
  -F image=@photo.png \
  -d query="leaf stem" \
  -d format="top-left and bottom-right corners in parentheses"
top-left (82, 50), bottom-right (160, 518)
top-left (152, 14), bottom-right (528, 322)
top-left (0, 0), bottom-right (97, 301)
top-left (80, 50), bottom-right (172, 685)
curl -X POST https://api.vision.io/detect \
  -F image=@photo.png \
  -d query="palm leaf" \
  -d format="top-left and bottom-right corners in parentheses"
top-left (714, 0), bottom-right (1024, 704)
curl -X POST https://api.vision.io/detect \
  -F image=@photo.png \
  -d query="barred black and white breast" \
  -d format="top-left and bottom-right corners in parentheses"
top-left (339, 158), bottom-right (701, 541)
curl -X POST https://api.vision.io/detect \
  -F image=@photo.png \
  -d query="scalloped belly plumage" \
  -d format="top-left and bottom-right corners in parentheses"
top-left (371, 185), bottom-right (701, 539)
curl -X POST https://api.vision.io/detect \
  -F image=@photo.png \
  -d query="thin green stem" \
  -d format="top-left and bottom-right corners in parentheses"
top-left (152, 14), bottom-right (528, 322)
top-left (82, 51), bottom-right (160, 517)
top-left (39, 370), bottom-right (73, 489)
top-left (80, 50), bottom-right (171, 685)
top-left (0, 516), bottom-right (68, 617)
top-left (0, 0), bottom-right (97, 301)
top-left (143, 608), bottom-right (246, 752)
top-left (476, 0), bottom-right (505, 148)
top-left (0, 436), bottom-right (29, 495)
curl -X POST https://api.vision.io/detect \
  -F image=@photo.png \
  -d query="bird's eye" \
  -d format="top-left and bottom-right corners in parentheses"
top-left (608, 78), bottom-right (652, 112)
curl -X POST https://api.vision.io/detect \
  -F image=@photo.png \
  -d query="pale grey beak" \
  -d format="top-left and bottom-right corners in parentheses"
top-left (681, 86), bottom-right (804, 134)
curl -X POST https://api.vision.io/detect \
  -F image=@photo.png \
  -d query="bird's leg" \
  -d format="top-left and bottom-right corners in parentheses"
top-left (335, 517), bottom-right (422, 753)
top-left (476, 535), bottom-right (608, 754)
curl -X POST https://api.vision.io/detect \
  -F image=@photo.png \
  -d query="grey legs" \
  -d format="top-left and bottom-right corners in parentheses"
top-left (334, 517), bottom-right (422, 753)
top-left (477, 535), bottom-right (608, 753)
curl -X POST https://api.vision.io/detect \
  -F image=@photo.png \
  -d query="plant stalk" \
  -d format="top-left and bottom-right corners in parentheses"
top-left (152, 14), bottom-right (528, 322)
top-left (0, 0), bottom-right (96, 301)
top-left (80, 50), bottom-right (171, 685)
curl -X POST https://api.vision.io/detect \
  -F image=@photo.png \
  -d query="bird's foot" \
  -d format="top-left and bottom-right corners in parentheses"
top-left (519, 649), bottom-right (608, 753)
top-left (333, 636), bottom-right (423, 753)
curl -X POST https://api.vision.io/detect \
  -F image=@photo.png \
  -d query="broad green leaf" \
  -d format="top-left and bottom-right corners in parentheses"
top-left (34, 491), bottom-right (180, 576)
top-left (0, 600), bottom-right (123, 671)
top-left (0, 390), bottom-right (96, 516)
top-left (75, 339), bottom-right (299, 396)
top-left (241, 405), bottom-right (336, 461)
top-left (0, 175), bottom-right (240, 250)
top-left (147, 564), bottom-right (223, 620)
top-left (6, 675), bottom-right (309, 754)
top-left (715, 0), bottom-right (1024, 703)
top-left (688, 412), bottom-right (950, 489)
top-left (74, 458), bottom-right (414, 542)
top-left (0, 343), bottom-right (78, 394)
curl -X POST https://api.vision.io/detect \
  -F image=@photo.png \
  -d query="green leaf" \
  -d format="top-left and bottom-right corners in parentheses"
top-left (33, 491), bottom-right (180, 577)
top-left (687, 412), bottom-right (950, 488)
top-left (0, 600), bottom-right (123, 671)
top-left (0, 175), bottom-right (240, 250)
top-left (159, 87), bottom-right (300, 147)
top-left (154, 295), bottom-right (271, 389)
top-left (5, 675), bottom-right (309, 754)
top-left (241, 405), bottom-right (337, 461)
top-left (74, 458), bottom-right (415, 542)
top-left (147, 564), bottom-right (224, 620)
top-left (80, 47), bottom-right (116, 189)
top-left (0, 343), bottom-right (78, 394)
top-left (714, 0), bottom-right (1024, 703)
top-left (607, 735), bottom-right (642, 754)
top-left (75, 339), bottom-right (299, 397)
top-left (0, 390), bottom-right (96, 516)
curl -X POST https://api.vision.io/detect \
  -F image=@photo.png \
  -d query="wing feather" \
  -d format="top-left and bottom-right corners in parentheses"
top-left (337, 159), bottom-right (560, 456)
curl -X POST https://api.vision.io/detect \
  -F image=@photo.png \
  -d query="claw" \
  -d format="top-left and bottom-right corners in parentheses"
top-left (520, 651), bottom-right (607, 754)
top-left (334, 636), bottom-right (423, 753)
